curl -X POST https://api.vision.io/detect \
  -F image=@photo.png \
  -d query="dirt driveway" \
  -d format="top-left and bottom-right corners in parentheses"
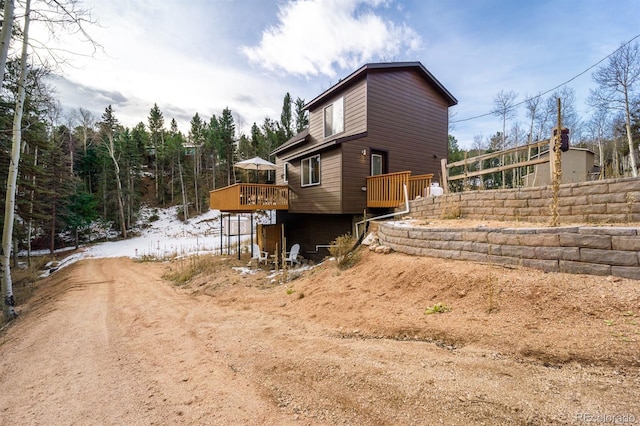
top-left (0, 251), bottom-right (639, 425)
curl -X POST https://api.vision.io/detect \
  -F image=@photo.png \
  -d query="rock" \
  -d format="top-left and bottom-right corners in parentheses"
top-left (375, 245), bottom-right (391, 254)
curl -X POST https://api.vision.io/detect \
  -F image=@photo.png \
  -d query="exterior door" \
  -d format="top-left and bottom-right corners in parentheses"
top-left (371, 150), bottom-right (387, 176)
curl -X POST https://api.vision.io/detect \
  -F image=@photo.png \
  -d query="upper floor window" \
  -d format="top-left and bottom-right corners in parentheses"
top-left (301, 155), bottom-right (320, 187)
top-left (323, 97), bottom-right (344, 138)
top-left (283, 162), bottom-right (289, 183)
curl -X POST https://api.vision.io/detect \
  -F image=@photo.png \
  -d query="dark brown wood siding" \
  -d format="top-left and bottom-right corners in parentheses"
top-left (307, 78), bottom-right (367, 143)
top-left (275, 78), bottom-right (367, 214)
top-left (284, 148), bottom-right (342, 214)
top-left (365, 69), bottom-right (449, 179)
top-left (340, 142), bottom-right (370, 213)
top-left (337, 69), bottom-right (449, 213)
top-left (275, 66), bottom-right (450, 215)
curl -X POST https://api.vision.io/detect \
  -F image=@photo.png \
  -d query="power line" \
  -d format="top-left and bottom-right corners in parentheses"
top-left (450, 33), bottom-right (640, 124)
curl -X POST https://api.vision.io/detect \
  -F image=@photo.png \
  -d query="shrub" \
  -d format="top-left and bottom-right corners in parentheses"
top-left (163, 255), bottom-right (221, 285)
top-left (328, 233), bottom-right (360, 269)
top-left (424, 302), bottom-right (451, 314)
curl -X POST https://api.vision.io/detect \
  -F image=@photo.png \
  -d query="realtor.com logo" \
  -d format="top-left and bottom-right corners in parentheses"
top-left (576, 413), bottom-right (637, 424)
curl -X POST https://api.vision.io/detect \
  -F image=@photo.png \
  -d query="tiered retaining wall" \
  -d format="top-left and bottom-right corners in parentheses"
top-left (410, 177), bottom-right (640, 224)
top-left (376, 177), bottom-right (640, 280)
top-left (377, 224), bottom-right (640, 280)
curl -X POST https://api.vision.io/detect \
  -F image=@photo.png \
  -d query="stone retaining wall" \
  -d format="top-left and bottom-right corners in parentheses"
top-left (377, 223), bottom-right (640, 280)
top-left (410, 177), bottom-right (640, 224)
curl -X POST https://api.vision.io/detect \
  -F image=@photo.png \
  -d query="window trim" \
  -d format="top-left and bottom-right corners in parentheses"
top-left (323, 97), bottom-right (344, 138)
top-left (301, 154), bottom-right (321, 187)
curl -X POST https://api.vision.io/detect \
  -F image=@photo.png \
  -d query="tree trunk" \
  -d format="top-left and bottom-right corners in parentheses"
top-left (106, 135), bottom-right (127, 238)
top-left (0, 0), bottom-right (15, 89)
top-left (102, 160), bottom-right (107, 221)
top-left (27, 146), bottom-right (38, 267)
top-left (49, 196), bottom-right (57, 254)
top-left (178, 156), bottom-right (188, 222)
top-left (170, 160), bottom-right (175, 205)
top-left (614, 139), bottom-right (620, 178)
top-left (624, 92), bottom-right (638, 177)
top-left (597, 138), bottom-right (604, 179)
top-left (126, 165), bottom-right (132, 229)
top-left (1, 0), bottom-right (30, 320)
top-left (193, 146), bottom-right (199, 214)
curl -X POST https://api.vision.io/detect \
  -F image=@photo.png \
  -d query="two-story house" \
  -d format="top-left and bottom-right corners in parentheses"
top-left (210, 61), bottom-right (457, 261)
top-left (272, 62), bottom-right (457, 258)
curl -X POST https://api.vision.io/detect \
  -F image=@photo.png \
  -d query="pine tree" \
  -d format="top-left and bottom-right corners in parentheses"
top-left (280, 92), bottom-right (294, 140)
top-left (294, 97), bottom-right (308, 133)
top-left (189, 113), bottom-right (206, 214)
top-left (166, 122), bottom-right (188, 220)
top-left (148, 103), bottom-right (165, 201)
top-left (39, 125), bottom-right (76, 253)
top-left (205, 115), bottom-right (221, 189)
top-left (218, 108), bottom-right (236, 185)
top-left (98, 105), bottom-right (127, 238)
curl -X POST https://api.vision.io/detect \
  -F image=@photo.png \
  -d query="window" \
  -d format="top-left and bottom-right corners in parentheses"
top-left (283, 162), bottom-right (289, 183)
top-left (301, 155), bottom-right (320, 186)
top-left (323, 97), bottom-right (344, 138)
top-left (371, 150), bottom-right (387, 175)
top-left (371, 153), bottom-right (383, 176)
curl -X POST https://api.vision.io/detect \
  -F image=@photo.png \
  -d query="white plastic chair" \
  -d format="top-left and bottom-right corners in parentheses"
top-left (252, 244), bottom-right (269, 265)
top-left (285, 243), bottom-right (300, 266)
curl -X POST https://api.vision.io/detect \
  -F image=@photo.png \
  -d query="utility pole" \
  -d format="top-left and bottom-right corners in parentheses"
top-left (549, 98), bottom-right (562, 227)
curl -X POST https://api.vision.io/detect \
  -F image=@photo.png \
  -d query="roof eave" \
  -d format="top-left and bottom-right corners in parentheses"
top-left (305, 62), bottom-right (458, 110)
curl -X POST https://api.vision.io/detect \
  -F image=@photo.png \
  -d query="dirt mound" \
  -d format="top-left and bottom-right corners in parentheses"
top-left (1, 249), bottom-right (638, 425)
top-left (189, 248), bottom-right (640, 368)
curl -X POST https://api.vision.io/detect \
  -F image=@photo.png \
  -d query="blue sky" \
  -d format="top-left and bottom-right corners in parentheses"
top-left (40, 0), bottom-right (639, 149)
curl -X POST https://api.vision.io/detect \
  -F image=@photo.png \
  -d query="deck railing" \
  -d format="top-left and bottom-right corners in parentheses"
top-left (367, 172), bottom-right (434, 208)
top-left (408, 173), bottom-right (434, 200)
top-left (209, 183), bottom-right (289, 212)
top-left (366, 171), bottom-right (411, 208)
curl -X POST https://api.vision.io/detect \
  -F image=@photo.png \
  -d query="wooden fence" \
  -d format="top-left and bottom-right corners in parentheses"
top-left (441, 139), bottom-right (551, 193)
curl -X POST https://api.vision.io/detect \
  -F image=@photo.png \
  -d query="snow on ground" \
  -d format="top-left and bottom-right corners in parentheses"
top-left (86, 207), bottom-right (223, 260)
top-left (36, 207), bottom-right (276, 275)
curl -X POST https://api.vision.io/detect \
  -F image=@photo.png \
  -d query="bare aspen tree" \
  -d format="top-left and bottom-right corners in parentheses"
top-left (590, 41), bottom-right (640, 177)
top-left (2, 0), bottom-right (31, 320)
top-left (524, 93), bottom-right (543, 144)
top-left (493, 90), bottom-right (518, 188)
top-left (100, 106), bottom-right (127, 238)
top-left (77, 107), bottom-right (94, 153)
top-left (0, 0), bottom-right (15, 88)
top-left (1, 0), bottom-right (99, 320)
top-left (587, 107), bottom-right (612, 177)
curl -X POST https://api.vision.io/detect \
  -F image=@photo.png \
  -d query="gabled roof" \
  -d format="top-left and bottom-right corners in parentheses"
top-left (272, 127), bottom-right (309, 156)
top-left (305, 61), bottom-right (458, 110)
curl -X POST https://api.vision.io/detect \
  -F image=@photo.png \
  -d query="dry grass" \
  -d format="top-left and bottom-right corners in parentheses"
top-left (162, 255), bottom-right (226, 286)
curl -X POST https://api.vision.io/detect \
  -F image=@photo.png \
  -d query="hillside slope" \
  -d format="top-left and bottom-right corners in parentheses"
top-left (1, 248), bottom-right (638, 425)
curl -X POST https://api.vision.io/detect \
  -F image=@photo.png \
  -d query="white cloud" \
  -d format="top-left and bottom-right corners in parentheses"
top-left (241, 0), bottom-right (421, 78)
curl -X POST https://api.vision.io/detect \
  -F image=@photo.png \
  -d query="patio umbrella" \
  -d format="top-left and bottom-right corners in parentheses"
top-left (234, 156), bottom-right (277, 182)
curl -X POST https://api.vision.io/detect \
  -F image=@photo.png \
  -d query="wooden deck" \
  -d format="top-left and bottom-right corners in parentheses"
top-left (366, 171), bottom-right (433, 208)
top-left (210, 172), bottom-right (433, 213)
top-left (209, 184), bottom-right (289, 213)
